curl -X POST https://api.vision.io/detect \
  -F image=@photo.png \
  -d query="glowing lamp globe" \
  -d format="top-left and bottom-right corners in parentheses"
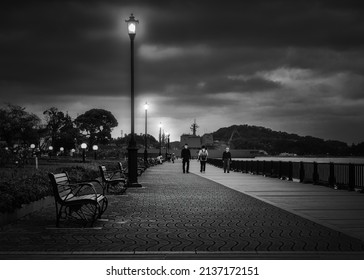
top-left (125, 14), bottom-right (139, 36)
top-left (92, 145), bottom-right (98, 151)
top-left (81, 143), bottom-right (87, 149)
top-left (30, 144), bottom-right (35, 149)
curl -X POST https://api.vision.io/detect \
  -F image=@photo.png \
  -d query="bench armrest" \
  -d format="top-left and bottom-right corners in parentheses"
top-left (71, 182), bottom-right (98, 199)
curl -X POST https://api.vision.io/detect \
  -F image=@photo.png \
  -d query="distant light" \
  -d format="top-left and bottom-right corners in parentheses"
top-left (71, 149), bottom-right (75, 153)
top-left (49, 146), bottom-right (53, 151)
top-left (159, 122), bottom-right (162, 128)
top-left (92, 145), bottom-right (98, 151)
top-left (60, 147), bottom-right (64, 152)
top-left (30, 144), bottom-right (35, 149)
top-left (144, 102), bottom-right (149, 110)
top-left (81, 143), bottom-right (87, 149)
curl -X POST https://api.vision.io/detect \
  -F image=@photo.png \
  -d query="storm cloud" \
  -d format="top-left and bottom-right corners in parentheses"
top-left (1, 0), bottom-right (364, 143)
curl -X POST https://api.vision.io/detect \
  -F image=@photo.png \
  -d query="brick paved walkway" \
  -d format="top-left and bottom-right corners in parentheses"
top-left (1, 162), bottom-right (364, 259)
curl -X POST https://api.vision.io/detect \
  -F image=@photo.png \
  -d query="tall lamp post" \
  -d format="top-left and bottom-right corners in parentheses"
top-left (144, 102), bottom-right (149, 165)
top-left (81, 143), bottom-right (87, 163)
top-left (93, 145), bottom-right (98, 160)
top-left (165, 132), bottom-right (169, 159)
top-left (167, 133), bottom-right (170, 159)
top-left (159, 122), bottom-right (162, 156)
top-left (126, 13), bottom-right (141, 187)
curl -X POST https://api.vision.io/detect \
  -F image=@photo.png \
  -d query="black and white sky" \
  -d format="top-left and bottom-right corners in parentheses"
top-left (1, 0), bottom-right (364, 143)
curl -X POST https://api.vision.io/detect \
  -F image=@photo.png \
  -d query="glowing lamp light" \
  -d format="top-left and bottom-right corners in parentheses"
top-left (159, 122), bottom-right (162, 128)
top-left (60, 147), bottom-right (64, 152)
top-left (48, 146), bottom-right (53, 151)
top-left (144, 102), bottom-right (149, 110)
top-left (92, 145), bottom-right (98, 151)
top-left (30, 144), bottom-right (35, 149)
top-left (71, 149), bottom-right (75, 153)
top-left (81, 143), bottom-right (87, 149)
top-left (126, 14), bottom-right (139, 35)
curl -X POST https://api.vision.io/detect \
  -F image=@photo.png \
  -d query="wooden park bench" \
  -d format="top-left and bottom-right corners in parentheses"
top-left (118, 161), bottom-right (144, 177)
top-left (99, 165), bottom-right (127, 194)
top-left (48, 172), bottom-right (108, 227)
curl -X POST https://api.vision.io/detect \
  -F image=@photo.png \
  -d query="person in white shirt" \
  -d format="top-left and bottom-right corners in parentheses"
top-left (198, 146), bottom-right (208, 173)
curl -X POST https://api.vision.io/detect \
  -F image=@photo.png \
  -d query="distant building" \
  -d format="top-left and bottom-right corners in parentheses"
top-left (180, 134), bottom-right (201, 149)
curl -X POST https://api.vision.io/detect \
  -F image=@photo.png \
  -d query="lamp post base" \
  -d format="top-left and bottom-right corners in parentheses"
top-left (127, 144), bottom-right (142, 188)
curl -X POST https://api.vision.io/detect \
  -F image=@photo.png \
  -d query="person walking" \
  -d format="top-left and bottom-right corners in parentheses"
top-left (181, 143), bottom-right (191, 173)
top-left (222, 147), bottom-right (232, 173)
top-left (171, 153), bottom-right (175, 163)
top-left (198, 146), bottom-right (208, 173)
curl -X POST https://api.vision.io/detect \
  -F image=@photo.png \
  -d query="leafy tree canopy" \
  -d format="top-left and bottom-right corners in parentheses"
top-left (74, 108), bottom-right (118, 145)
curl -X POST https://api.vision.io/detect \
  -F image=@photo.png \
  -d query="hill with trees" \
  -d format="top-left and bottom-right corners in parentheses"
top-left (212, 124), bottom-right (363, 156)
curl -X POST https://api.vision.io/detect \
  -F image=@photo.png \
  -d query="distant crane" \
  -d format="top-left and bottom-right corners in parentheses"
top-left (190, 119), bottom-right (199, 136)
top-left (227, 128), bottom-right (241, 148)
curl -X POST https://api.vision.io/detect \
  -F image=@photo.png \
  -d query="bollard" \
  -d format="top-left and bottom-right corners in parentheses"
top-left (348, 163), bottom-right (355, 191)
top-left (328, 162), bottom-right (336, 187)
top-left (299, 161), bottom-right (305, 183)
top-left (313, 162), bottom-right (319, 184)
top-left (288, 161), bottom-right (293, 181)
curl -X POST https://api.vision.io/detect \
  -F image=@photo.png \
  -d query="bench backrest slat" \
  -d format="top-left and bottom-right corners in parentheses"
top-left (49, 172), bottom-right (73, 203)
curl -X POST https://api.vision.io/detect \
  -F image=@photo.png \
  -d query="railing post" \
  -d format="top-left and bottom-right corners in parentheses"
top-left (270, 160), bottom-right (274, 177)
top-left (348, 163), bottom-right (355, 191)
top-left (256, 160), bottom-right (260, 175)
top-left (262, 160), bottom-right (266, 176)
top-left (278, 161), bottom-right (282, 179)
top-left (313, 162), bottom-right (319, 184)
top-left (299, 161), bottom-right (305, 183)
top-left (328, 162), bottom-right (336, 187)
top-left (288, 161), bottom-right (293, 181)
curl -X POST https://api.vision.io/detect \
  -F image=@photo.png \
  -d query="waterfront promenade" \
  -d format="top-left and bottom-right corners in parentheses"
top-left (191, 161), bottom-right (364, 242)
top-left (0, 160), bottom-right (364, 259)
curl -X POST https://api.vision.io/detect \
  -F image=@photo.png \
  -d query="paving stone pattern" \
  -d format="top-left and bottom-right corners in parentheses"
top-left (1, 163), bottom-right (364, 254)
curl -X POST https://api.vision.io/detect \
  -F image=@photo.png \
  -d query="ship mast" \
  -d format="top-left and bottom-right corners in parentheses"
top-left (190, 119), bottom-right (199, 136)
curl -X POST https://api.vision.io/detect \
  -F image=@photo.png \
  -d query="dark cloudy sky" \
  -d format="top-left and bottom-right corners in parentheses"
top-left (1, 0), bottom-right (364, 143)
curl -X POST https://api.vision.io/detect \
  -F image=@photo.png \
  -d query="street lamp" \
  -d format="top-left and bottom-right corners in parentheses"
top-left (92, 145), bottom-right (98, 160)
top-left (125, 13), bottom-right (141, 187)
top-left (48, 146), bottom-right (53, 159)
top-left (30, 144), bottom-right (38, 169)
top-left (167, 133), bottom-right (170, 160)
top-left (144, 102), bottom-right (149, 165)
top-left (159, 122), bottom-right (162, 156)
top-left (81, 143), bottom-right (87, 163)
top-left (165, 132), bottom-right (169, 159)
top-left (60, 147), bottom-right (64, 156)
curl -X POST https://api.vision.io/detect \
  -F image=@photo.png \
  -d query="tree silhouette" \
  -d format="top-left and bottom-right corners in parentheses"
top-left (74, 109), bottom-right (118, 146)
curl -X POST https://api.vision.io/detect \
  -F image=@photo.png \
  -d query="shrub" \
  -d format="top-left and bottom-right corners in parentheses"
top-left (0, 164), bottom-right (101, 213)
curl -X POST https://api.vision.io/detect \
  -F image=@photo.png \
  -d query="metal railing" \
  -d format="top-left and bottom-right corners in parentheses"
top-left (207, 159), bottom-right (364, 191)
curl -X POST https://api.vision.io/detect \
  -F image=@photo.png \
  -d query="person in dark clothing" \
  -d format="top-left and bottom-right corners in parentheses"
top-left (222, 147), bottom-right (232, 173)
top-left (181, 143), bottom-right (191, 173)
